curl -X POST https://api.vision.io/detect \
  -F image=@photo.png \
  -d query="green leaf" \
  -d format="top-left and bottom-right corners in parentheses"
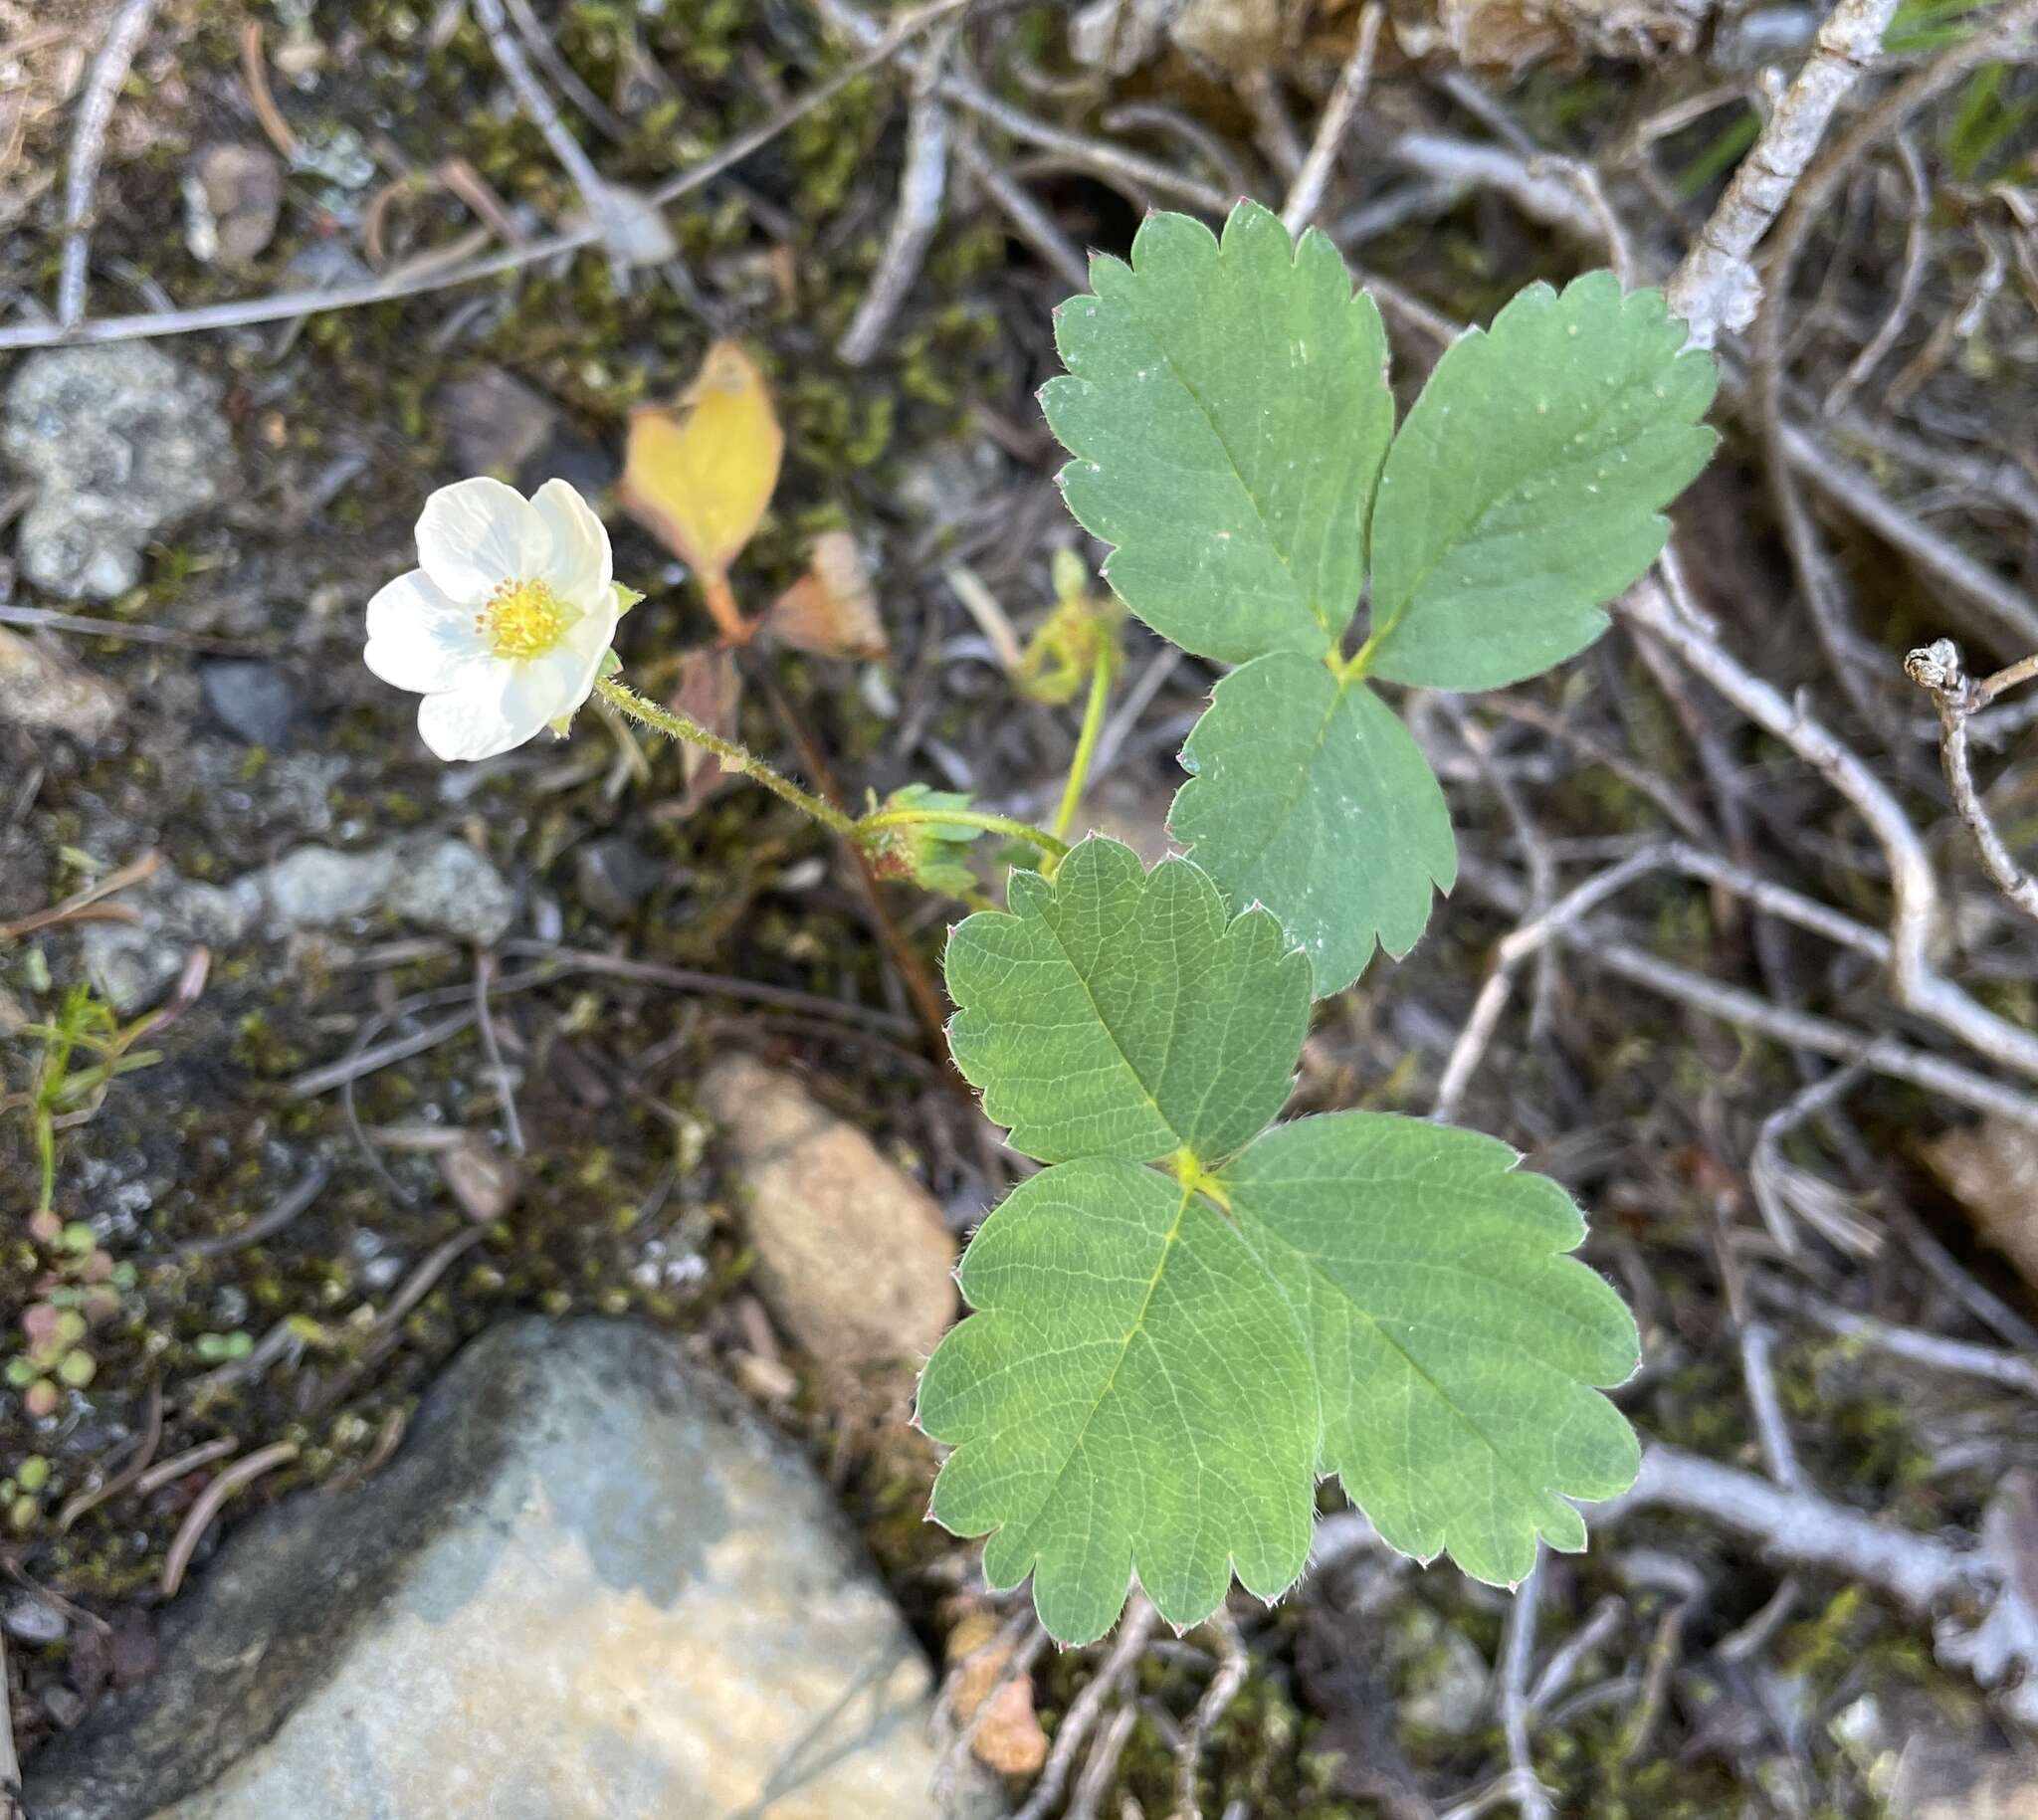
top-left (1043, 200), bottom-right (1392, 667)
top-left (1361, 272), bottom-right (1717, 692)
top-left (945, 837), bottom-right (1311, 1164)
top-left (1171, 654), bottom-right (1455, 995)
top-left (1218, 1112), bottom-right (1641, 1585)
top-left (917, 1156), bottom-right (1320, 1644)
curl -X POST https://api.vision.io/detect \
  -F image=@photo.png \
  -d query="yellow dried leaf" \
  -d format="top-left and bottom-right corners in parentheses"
top-left (764, 529), bottom-right (888, 661)
top-left (619, 340), bottom-right (783, 579)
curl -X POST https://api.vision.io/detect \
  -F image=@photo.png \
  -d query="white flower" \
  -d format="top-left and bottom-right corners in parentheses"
top-left (365, 477), bottom-right (619, 761)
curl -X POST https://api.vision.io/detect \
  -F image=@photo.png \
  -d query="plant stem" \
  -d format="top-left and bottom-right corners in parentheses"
top-left (594, 677), bottom-right (853, 833)
top-left (700, 570), bottom-right (753, 643)
top-left (858, 806), bottom-right (1069, 863)
top-left (1051, 649), bottom-right (1114, 842)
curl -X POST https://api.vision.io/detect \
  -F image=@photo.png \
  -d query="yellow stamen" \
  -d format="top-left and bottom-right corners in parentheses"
top-left (478, 578), bottom-right (570, 659)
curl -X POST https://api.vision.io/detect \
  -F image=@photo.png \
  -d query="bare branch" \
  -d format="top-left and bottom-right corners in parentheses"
top-left (1666, 0), bottom-right (1903, 346)
top-left (1456, 853), bottom-right (2038, 1127)
top-left (1384, 133), bottom-right (1604, 243)
top-left (1618, 1444), bottom-right (1965, 1611)
top-left (1764, 1285), bottom-right (2038, 1396)
top-left (1778, 420), bottom-right (2038, 654)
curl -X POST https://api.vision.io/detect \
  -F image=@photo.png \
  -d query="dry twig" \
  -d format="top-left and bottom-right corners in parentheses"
top-left (1176, 1609), bottom-right (1250, 1820)
top-left (1623, 570), bottom-right (2038, 1085)
top-left (471, 0), bottom-right (632, 290)
top-left (1498, 1553), bottom-right (1552, 1820)
top-left (1906, 639), bottom-right (2038, 923)
top-left (1768, 1285), bottom-right (2038, 1396)
top-left (839, 22), bottom-right (956, 365)
top-left (56, 0), bottom-right (160, 326)
top-left (1281, 4), bottom-right (1384, 234)
top-left (176, 1161), bottom-right (332, 1261)
top-left (160, 1441), bottom-right (300, 1597)
top-left (1012, 1596), bottom-right (1158, 1820)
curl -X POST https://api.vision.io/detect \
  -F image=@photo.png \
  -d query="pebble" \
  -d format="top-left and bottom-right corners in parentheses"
top-left (434, 367), bottom-right (559, 479)
top-left (3, 344), bottom-right (235, 601)
top-left (2, 1594), bottom-right (69, 1646)
top-left (197, 660), bottom-right (299, 748)
top-left (571, 835), bottom-right (662, 921)
top-left (384, 838), bottom-right (515, 945)
top-left (0, 627), bottom-right (123, 737)
top-left (701, 1056), bottom-right (957, 1410)
top-left (185, 144), bottom-right (284, 268)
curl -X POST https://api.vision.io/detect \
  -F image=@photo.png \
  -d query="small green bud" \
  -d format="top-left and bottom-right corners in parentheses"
top-left (864, 785), bottom-right (985, 899)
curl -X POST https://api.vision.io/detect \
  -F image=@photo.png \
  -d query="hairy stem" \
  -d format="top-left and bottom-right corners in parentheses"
top-left (859, 805), bottom-right (1069, 863)
top-left (593, 676), bottom-right (853, 833)
top-left (1051, 650), bottom-right (1115, 843)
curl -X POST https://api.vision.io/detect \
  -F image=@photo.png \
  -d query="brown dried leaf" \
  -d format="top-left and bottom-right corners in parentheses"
top-left (667, 646), bottom-right (743, 818)
top-left (618, 340), bottom-right (782, 580)
top-left (763, 530), bottom-right (888, 661)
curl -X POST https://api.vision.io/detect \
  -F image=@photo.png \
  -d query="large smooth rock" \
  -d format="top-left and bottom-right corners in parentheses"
top-left (25, 1318), bottom-right (994, 1820)
top-left (4, 344), bottom-right (235, 601)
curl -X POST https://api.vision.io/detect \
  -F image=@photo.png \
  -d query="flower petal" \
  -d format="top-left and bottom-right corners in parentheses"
top-left (415, 478), bottom-right (546, 600)
top-left (531, 478), bottom-right (614, 609)
top-left (417, 673), bottom-right (533, 762)
top-left (547, 603), bottom-right (621, 721)
top-left (364, 569), bottom-right (488, 694)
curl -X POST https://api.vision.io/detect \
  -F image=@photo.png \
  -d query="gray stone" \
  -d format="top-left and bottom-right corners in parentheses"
top-left (0, 625), bottom-right (122, 736)
top-left (572, 836), bottom-right (662, 921)
top-left (2, 1593), bottom-right (68, 1645)
top-left (197, 660), bottom-right (298, 747)
top-left (82, 869), bottom-right (257, 1015)
top-left (248, 845), bottom-right (399, 930)
top-left (436, 367), bottom-right (559, 478)
top-left (184, 144), bottom-right (284, 268)
top-left (4, 344), bottom-right (235, 601)
top-left (385, 837), bottom-right (515, 944)
top-left (23, 1318), bottom-right (998, 1820)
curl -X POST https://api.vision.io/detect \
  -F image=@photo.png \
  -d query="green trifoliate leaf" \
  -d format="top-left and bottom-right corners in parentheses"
top-left (1218, 1112), bottom-right (1641, 1585)
top-left (1170, 654), bottom-right (1455, 995)
top-left (917, 1156), bottom-right (1320, 1645)
top-left (865, 784), bottom-right (984, 899)
top-left (945, 837), bottom-right (1310, 1164)
top-left (1361, 272), bottom-right (1717, 691)
top-left (1043, 200), bottom-right (1392, 666)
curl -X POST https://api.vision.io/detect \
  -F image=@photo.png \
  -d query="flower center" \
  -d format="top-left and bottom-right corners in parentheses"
top-left (478, 578), bottom-right (570, 660)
